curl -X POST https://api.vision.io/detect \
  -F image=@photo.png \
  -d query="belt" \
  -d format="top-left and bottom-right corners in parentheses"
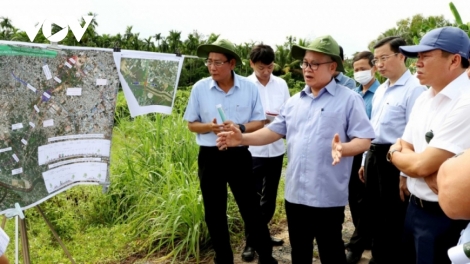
top-left (410, 194), bottom-right (442, 213)
top-left (369, 143), bottom-right (392, 152)
top-left (199, 146), bottom-right (248, 150)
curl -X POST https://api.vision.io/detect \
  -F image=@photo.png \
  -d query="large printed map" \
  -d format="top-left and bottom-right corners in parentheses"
top-left (0, 42), bottom-right (119, 213)
top-left (114, 51), bottom-right (184, 117)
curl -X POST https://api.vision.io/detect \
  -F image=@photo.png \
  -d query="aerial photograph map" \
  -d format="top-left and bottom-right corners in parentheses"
top-left (0, 42), bottom-right (120, 213)
top-left (120, 57), bottom-right (178, 107)
top-left (115, 51), bottom-right (184, 117)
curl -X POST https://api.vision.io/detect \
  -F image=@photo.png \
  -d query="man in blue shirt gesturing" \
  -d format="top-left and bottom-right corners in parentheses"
top-left (216, 35), bottom-right (375, 264)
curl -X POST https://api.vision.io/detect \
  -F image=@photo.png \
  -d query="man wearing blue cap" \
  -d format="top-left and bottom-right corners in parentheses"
top-left (388, 26), bottom-right (470, 263)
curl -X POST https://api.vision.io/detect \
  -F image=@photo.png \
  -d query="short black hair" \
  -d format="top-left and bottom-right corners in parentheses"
top-left (339, 46), bottom-right (344, 61)
top-left (373, 36), bottom-right (408, 63)
top-left (352, 51), bottom-right (374, 67)
top-left (250, 44), bottom-right (275, 65)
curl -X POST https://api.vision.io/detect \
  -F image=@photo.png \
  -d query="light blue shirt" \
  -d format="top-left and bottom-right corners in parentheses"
top-left (370, 70), bottom-right (426, 144)
top-left (268, 79), bottom-right (375, 207)
top-left (335, 72), bottom-right (356, 89)
top-left (183, 72), bottom-right (265, 146)
top-left (353, 79), bottom-right (380, 119)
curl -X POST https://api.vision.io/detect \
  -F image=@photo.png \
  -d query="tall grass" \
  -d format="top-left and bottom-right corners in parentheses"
top-left (110, 95), bottom-right (243, 262)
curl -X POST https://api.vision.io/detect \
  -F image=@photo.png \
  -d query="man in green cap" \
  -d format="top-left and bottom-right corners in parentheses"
top-left (215, 35), bottom-right (375, 263)
top-left (183, 39), bottom-right (277, 264)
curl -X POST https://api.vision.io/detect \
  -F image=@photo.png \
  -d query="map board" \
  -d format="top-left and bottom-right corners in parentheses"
top-left (114, 50), bottom-right (184, 117)
top-left (0, 41), bottom-right (119, 214)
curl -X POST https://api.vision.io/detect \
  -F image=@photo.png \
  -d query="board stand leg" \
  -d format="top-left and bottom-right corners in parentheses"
top-left (19, 217), bottom-right (30, 264)
top-left (3, 203), bottom-right (76, 263)
top-left (36, 205), bottom-right (76, 264)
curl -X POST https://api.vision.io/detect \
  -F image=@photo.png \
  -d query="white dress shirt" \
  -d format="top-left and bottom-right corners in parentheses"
top-left (361, 70), bottom-right (426, 165)
top-left (248, 74), bottom-right (290, 157)
top-left (402, 72), bottom-right (470, 201)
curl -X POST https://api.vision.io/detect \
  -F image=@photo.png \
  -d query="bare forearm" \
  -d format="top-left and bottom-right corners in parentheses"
top-left (241, 127), bottom-right (283, 146)
top-left (438, 151), bottom-right (470, 219)
top-left (391, 152), bottom-right (423, 177)
top-left (244, 120), bottom-right (264, 133)
top-left (341, 138), bottom-right (371, 157)
top-left (188, 121), bottom-right (211, 134)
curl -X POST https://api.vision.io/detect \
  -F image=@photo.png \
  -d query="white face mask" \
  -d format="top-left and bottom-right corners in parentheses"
top-left (354, 70), bottom-right (373, 85)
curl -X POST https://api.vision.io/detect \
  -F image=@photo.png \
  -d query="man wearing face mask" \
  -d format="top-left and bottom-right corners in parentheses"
top-left (347, 37), bottom-right (426, 264)
top-left (345, 51), bottom-right (380, 263)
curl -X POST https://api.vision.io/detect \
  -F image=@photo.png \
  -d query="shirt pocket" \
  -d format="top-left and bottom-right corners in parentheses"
top-left (236, 104), bottom-right (250, 123)
top-left (380, 105), bottom-right (404, 125)
top-left (318, 111), bottom-right (340, 139)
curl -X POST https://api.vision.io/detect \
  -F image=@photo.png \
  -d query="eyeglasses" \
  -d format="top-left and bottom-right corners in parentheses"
top-left (300, 61), bottom-right (333, 71)
top-left (205, 60), bottom-right (229, 67)
top-left (371, 53), bottom-right (398, 65)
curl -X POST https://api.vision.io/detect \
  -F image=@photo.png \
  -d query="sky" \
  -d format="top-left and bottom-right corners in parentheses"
top-left (2, 0), bottom-right (470, 58)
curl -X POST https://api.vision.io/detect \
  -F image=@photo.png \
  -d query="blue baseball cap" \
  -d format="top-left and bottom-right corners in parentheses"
top-left (399, 27), bottom-right (470, 60)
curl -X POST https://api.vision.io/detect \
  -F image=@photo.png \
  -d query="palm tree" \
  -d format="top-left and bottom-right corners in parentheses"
top-left (168, 30), bottom-right (182, 53)
top-left (144, 36), bottom-right (154, 51)
top-left (184, 31), bottom-right (201, 55)
top-left (0, 17), bottom-right (13, 31)
top-left (274, 45), bottom-right (290, 74)
top-left (159, 37), bottom-right (170, 53)
top-left (81, 12), bottom-right (99, 45)
top-left (154, 33), bottom-right (162, 50)
top-left (0, 16), bottom-right (14, 40)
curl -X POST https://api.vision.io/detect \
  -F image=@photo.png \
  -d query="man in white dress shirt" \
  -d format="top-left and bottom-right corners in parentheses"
top-left (242, 44), bottom-right (290, 262)
top-left (389, 26), bottom-right (470, 264)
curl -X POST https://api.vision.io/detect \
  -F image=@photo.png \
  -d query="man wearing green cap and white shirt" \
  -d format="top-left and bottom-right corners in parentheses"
top-left (183, 39), bottom-right (277, 264)
top-left (215, 35), bottom-right (375, 264)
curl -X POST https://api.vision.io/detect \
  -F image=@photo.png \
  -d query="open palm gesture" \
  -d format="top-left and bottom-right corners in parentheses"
top-left (331, 133), bottom-right (342, 165)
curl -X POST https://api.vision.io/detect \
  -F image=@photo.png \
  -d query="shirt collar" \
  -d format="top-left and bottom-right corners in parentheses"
top-left (248, 73), bottom-right (274, 85)
top-left (209, 71), bottom-right (240, 90)
top-left (386, 70), bottom-right (412, 88)
top-left (354, 79), bottom-right (380, 94)
top-left (335, 72), bottom-right (346, 83)
top-left (301, 78), bottom-right (337, 97)
top-left (431, 71), bottom-right (470, 100)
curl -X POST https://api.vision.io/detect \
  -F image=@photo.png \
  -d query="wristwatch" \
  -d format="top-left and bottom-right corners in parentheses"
top-left (238, 124), bottom-right (246, 133)
top-left (386, 149), bottom-right (399, 163)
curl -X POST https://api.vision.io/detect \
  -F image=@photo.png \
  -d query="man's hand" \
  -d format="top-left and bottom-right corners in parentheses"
top-left (399, 176), bottom-right (410, 201)
top-left (222, 120), bottom-right (236, 131)
top-left (359, 166), bottom-right (365, 183)
top-left (211, 118), bottom-right (224, 135)
top-left (389, 138), bottom-right (403, 153)
top-left (425, 172), bottom-right (438, 194)
top-left (331, 133), bottom-right (342, 165)
top-left (216, 124), bottom-right (242, 150)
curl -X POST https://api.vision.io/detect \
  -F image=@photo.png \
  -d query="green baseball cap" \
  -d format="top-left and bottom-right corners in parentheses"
top-left (196, 39), bottom-right (243, 66)
top-left (291, 35), bottom-right (344, 72)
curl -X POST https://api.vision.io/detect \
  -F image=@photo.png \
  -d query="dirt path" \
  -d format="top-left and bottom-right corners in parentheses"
top-left (231, 205), bottom-right (371, 264)
top-left (133, 206), bottom-right (371, 264)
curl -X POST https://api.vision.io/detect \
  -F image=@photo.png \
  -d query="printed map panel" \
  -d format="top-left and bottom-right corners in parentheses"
top-left (0, 42), bottom-right (119, 213)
